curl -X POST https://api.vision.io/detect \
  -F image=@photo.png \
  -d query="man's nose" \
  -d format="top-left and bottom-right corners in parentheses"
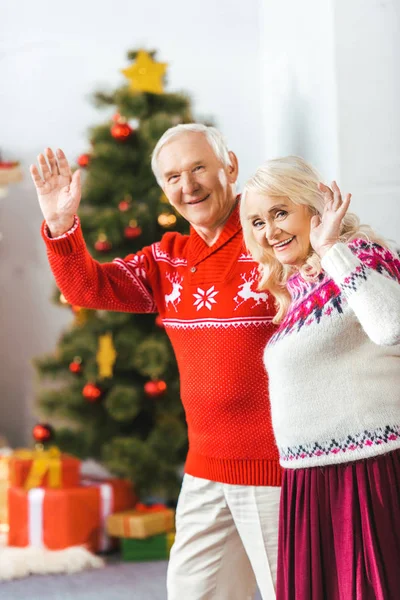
top-left (181, 172), bottom-right (199, 194)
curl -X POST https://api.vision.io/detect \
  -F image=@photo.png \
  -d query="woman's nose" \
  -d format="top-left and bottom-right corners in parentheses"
top-left (265, 221), bottom-right (281, 241)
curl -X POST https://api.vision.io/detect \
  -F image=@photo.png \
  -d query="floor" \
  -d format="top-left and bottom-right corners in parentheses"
top-left (0, 558), bottom-right (263, 600)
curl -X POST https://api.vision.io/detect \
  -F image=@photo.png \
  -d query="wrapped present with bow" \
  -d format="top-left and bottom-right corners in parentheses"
top-left (9, 446), bottom-right (80, 490)
top-left (120, 531), bottom-right (176, 562)
top-left (0, 448), bottom-right (12, 526)
top-left (106, 502), bottom-right (175, 539)
top-left (8, 478), bottom-right (137, 552)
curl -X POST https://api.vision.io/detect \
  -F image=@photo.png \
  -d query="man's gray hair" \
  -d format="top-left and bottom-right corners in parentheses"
top-left (151, 123), bottom-right (232, 186)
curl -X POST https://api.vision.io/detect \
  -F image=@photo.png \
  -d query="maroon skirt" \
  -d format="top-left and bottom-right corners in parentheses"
top-left (277, 449), bottom-right (400, 600)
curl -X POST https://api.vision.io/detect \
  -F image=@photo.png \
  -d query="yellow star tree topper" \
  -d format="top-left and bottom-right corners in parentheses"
top-left (122, 50), bottom-right (167, 95)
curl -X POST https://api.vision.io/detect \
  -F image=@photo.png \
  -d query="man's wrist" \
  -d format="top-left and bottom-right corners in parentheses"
top-left (46, 218), bottom-right (75, 238)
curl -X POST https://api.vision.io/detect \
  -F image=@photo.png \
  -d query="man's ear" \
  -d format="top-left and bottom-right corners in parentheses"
top-left (227, 151), bottom-right (239, 183)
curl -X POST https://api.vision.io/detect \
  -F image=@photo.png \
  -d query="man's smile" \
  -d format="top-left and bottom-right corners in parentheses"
top-left (187, 194), bottom-right (210, 206)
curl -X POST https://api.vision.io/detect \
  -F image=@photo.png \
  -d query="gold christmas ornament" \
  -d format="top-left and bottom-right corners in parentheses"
top-left (160, 193), bottom-right (169, 204)
top-left (121, 50), bottom-right (167, 95)
top-left (96, 332), bottom-right (117, 379)
top-left (73, 307), bottom-right (90, 327)
top-left (158, 213), bottom-right (177, 228)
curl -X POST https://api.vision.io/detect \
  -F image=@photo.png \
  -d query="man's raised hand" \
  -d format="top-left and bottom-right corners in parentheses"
top-left (30, 148), bottom-right (81, 237)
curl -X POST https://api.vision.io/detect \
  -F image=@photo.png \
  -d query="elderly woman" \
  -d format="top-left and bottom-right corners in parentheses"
top-left (240, 156), bottom-right (400, 600)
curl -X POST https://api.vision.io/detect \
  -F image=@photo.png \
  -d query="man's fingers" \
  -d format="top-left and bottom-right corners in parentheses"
top-left (30, 165), bottom-right (45, 189)
top-left (56, 148), bottom-right (72, 179)
top-left (45, 148), bottom-right (60, 177)
top-left (70, 169), bottom-right (81, 200)
top-left (38, 153), bottom-right (52, 181)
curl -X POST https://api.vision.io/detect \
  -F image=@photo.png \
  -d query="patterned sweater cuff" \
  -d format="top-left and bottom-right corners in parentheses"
top-left (320, 243), bottom-right (360, 283)
top-left (41, 216), bottom-right (85, 256)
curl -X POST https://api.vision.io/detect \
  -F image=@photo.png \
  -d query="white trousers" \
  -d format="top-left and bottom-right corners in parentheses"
top-left (167, 474), bottom-right (280, 600)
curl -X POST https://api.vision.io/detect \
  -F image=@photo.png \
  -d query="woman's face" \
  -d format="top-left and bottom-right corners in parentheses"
top-left (245, 191), bottom-right (313, 267)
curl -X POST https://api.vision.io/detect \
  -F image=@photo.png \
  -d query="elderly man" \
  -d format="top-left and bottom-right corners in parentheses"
top-left (31, 124), bottom-right (281, 600)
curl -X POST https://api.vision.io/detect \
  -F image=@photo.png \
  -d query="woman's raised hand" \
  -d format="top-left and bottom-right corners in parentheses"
top-left (30, 148), bottom-right (81, 237)
top-left (310, 181), bottom-right (351, 258)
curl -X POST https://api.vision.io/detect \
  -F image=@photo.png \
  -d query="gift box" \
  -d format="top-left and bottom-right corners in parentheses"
top-left (121, 531), bottom-right (175, 561)
top-left (8, 478), bottom-right (136, 552)
top-left (0, 452), bottom-right (10, 525)
top-left (106, 503), bottom-right (175, 539)
top-left (9, 447), bottom-right (81, 490)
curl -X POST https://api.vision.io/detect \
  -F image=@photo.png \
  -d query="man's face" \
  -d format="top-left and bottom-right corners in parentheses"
top-left (157, 132), bottom-right (238, 230)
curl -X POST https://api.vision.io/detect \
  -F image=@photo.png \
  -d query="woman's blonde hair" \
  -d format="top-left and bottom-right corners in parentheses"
top-left (240, 156), bottom-right (385, 323)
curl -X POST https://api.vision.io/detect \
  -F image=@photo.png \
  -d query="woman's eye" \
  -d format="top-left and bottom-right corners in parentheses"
top-left (275, 210), bottom-right (288, 219)
top-left (252, 220), bottom-right (264, 228)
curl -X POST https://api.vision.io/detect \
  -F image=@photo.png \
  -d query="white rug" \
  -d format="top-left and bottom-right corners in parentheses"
top-left (0, 545), bottom-right (104, 581)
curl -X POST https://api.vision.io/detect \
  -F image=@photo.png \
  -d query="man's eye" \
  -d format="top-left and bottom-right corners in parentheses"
top-left (193, 165), bottom-right (204, 172)
top-left (168, 175), bottom-right (179, 182)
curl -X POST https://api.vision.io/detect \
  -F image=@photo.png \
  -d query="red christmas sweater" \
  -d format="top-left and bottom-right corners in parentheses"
top-left (42, 204), bottom-right (281, 486)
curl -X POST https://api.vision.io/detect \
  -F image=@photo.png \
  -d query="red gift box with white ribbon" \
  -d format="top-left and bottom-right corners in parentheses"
top-left (8, 478), bottom-right (136, 551)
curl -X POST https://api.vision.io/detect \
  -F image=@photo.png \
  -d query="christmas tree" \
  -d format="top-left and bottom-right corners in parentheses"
top-left (34, 49), bottom-right (197, 501)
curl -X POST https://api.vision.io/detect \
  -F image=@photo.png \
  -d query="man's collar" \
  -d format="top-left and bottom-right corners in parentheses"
top-left (188, 196), bottom-right (241, 264)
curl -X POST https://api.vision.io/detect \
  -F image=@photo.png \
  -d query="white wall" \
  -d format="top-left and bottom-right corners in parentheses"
top-left (0, 0), bottom-right (264, 445)
top-left (259, 0), bottom-right (339, 179)
top-left (259, 0), bottom-right (400, 242)
top-left (1, 0), bottom-right (264, 185)
top-left (334, 0), bottom-right (400, 242)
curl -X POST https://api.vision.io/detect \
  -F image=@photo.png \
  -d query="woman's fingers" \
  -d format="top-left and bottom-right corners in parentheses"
top-left (310, 214), bottom-right (321, 230)
top-left (331, 181), bottom-right (342, 210)
top-left (318, 182), bottom-right (334, 201)
top-left (338, 193), bottom-right (351, 217)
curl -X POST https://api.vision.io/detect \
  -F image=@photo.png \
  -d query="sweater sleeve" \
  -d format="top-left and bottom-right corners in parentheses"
top-left (321, 239), bottom-right (400, 346)
top-left (42, 217), bottom-right (157, 313)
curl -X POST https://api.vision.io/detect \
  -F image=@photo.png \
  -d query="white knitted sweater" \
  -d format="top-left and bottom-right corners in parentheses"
top-left (264, 239), bottom-right (400, 469)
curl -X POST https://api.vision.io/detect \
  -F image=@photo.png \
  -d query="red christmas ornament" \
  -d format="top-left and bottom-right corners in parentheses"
top-left (82, 383), bottom-right (102, 402)
top-left (124, 225), bottom-right (142, 239)
top-left (69, 357), bottom-right (82, 374)
top-left (118, 199), bottom-right (131, 212)
top-left (94, 234), bottom-right (112, 252)
top-left (144, 379), bottom-right (167, 397)
top-left (77, 153), bottom-right (90, 167)
top-left (111, 122), bottom-right (133, 141)
top-left (155, 315), bottom-right (164, 329)
top-left (32, 423), bottom-right (54, 443)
